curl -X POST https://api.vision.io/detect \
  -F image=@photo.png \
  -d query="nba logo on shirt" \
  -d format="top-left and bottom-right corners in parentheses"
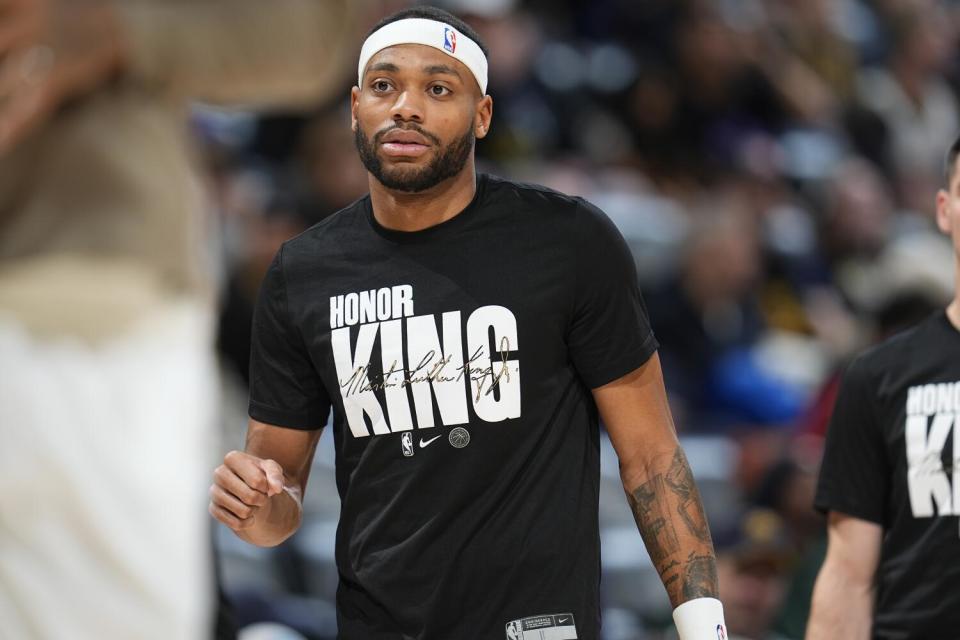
top-left (443, 27), bottom-right (456, 53)
top-left (401, 432), bottom-right (414, 457)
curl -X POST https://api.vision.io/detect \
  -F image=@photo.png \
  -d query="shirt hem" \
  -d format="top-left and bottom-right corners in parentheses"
top-left (248, 400), bottom-right (326, 430)
top-left (813, 498), bottom-right (884, 525)
top-left (582, 334), bottom-right (659, 389)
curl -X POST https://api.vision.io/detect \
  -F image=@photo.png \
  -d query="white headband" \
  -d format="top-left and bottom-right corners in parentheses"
top-left (358, 18), bottom-right (488, 94)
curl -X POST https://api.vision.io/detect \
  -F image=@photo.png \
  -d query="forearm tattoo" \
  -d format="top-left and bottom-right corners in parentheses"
top-left (665, 448), bottom-right (712, 544)
top-left (681, 553), bottom-right (718, 600)
top-left (628, 474), bottom-right (681, 566)
top-left (627, 447), bottom-right (718, 605)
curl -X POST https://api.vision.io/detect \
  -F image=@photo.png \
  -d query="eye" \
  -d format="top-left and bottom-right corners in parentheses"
top-left (371, 79), bottom-right (393, 93)
top-left (429, 84), bottom-right (451, 97)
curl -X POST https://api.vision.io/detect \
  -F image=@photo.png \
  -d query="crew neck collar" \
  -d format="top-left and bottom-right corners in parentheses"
top-left (365, 174), bottom-right (488, 244)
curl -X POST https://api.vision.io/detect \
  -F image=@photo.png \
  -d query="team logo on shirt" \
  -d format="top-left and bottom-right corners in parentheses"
top-left (448, 427), bottom-right (470, 448)
top-left (329, 285), bottom-right (521, 440)
top-left (904, 381), bottom-right (960, 518)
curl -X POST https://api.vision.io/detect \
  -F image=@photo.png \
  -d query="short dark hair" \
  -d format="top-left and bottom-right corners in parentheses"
top-left (366, 5), bottom-right (489, 58)
top-left (945, 134), bottom-right (960, 187)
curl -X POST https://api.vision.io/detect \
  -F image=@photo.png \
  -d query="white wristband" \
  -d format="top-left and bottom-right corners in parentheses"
top-left (672, 597), bottom-right (727, 640)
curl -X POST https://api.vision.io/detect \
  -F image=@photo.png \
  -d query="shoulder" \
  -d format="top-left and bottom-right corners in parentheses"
top-left (483, 173), bottom-right (580, 205)
top-left (856, 315), bottom-right (939, 370)
top-left (482, 174), bottom-right (615, 232)
top-left (843, 315), bottom-right (942, 388)
top-left (483, 174), bottom-right (586, 216)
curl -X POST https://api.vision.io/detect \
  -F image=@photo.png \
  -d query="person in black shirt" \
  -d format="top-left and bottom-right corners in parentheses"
top-left (808, 135), bottom-right (960, 639)
top-left (209, 7), bottom-right (726, 639)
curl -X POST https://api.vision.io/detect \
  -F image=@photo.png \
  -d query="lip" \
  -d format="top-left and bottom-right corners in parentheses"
top-left (381, 129), bottom-right (430, 145)
top-left (379, 129), bottom-right (432, 158)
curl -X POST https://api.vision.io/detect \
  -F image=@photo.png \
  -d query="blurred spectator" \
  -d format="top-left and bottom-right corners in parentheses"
top-left (627, 2), bottom-right (791, 179)
top-left (766, 0), bottom-right (860, 113)
top-left (752, 450), bottom-right (825, 639)
top-left (296, 105), bottom-right (371, 215)
top-left (856, 3), bottom-right (958, 213)
top-left (647, 192), bottom-right (767, 428)
top-left (218, 173), bottom-right (319, 387)
top-left (714, 509), bottom-right (796, 640)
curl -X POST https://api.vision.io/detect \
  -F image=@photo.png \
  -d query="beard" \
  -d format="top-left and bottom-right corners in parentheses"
top-left (354, 121), bottom-right (475, 193)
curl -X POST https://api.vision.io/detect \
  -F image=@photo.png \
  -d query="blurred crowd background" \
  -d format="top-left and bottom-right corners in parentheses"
top-left (193, 0), bottom-right (960, 638)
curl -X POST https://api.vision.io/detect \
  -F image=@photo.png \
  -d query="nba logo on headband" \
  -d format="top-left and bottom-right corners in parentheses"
top-left (443, 27), bottom-right (457, 53)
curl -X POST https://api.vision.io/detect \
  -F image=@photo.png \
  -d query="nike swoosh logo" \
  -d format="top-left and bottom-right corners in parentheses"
top-left (419, 435), bottom-right (442, 448)
top-left (558, 618), bottom-right (570, 624)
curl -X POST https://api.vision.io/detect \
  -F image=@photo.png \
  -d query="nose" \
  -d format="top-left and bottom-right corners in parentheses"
top-left (390, 89), bottom-right (424, 124)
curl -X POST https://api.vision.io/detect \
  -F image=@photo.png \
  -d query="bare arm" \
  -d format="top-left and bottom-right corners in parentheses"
top-left (592, 354), bottom-right (717, 607)
top-left (209, 418), bottom-right (323, 547)
top-left (806, 512), bottom-right (881, 640)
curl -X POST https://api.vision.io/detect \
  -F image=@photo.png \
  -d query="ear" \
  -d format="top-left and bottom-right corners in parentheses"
top-left (474, 94), bottom-right (493, 140)
top-left (350, 86), bottom-right (361, 132)
top-left (936, 188), bottom-right (953, 235)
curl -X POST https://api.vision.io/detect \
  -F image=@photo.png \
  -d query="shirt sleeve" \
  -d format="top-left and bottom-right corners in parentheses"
top-left (814, 356), bottom-right (889, 525)
top-left (566, 199), bottom-right (659, 389)
top-left (248, 246), bottom-right (330, 430)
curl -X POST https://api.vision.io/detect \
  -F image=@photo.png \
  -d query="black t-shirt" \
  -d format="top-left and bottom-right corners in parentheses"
top-left (248, 174), bottom-right (658, 640)
top-left (815, 312), bottom-right (960, 639)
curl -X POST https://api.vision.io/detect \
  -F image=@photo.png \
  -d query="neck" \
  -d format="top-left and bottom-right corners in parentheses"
top-left (369, 163), bottom-right (478, 232)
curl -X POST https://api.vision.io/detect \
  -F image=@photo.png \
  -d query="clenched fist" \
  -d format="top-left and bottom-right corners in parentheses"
top-left (209, 450), bottom-right (286, 532)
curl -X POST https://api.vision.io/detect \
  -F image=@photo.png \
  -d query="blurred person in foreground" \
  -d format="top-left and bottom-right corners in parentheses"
top-left (208, 6), bottom-right (727, 639)
top-left (806, 134), bottom-right (960, 638)
top-left (0, 0), bottom-right (359, 637)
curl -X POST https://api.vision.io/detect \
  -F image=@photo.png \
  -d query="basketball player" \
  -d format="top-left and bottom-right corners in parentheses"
top-left (209, 7), bottom-right (727, 639)
top-left (807, 136), bottom-right (960, 638)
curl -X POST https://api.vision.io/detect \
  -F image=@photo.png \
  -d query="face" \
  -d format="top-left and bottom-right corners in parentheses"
top-left (936, 158), bottom-right (960, 258)
top-left (351, 43), bottom-right (492, 193)
top-left (717, 555), bottom-right (787, 638)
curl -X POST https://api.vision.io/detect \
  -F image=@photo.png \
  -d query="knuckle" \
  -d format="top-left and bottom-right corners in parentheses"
top-left (221, 514), bottom-right (242, 531)
top-left (209, 505), bottom-right (230, 526)
top-left (240, 486), bottom-right (262, 505)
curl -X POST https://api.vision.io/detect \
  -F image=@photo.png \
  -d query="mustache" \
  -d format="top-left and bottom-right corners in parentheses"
top-left (373, 123), bottom-right (442, 147)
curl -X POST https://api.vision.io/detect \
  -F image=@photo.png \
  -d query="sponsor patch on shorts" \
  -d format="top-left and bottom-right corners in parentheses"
top-left (505, 613), bottom-right (577, 639)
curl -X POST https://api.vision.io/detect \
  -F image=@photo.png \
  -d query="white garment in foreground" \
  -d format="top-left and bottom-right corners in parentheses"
top-left (0, 303), bottom-right (216, 639)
